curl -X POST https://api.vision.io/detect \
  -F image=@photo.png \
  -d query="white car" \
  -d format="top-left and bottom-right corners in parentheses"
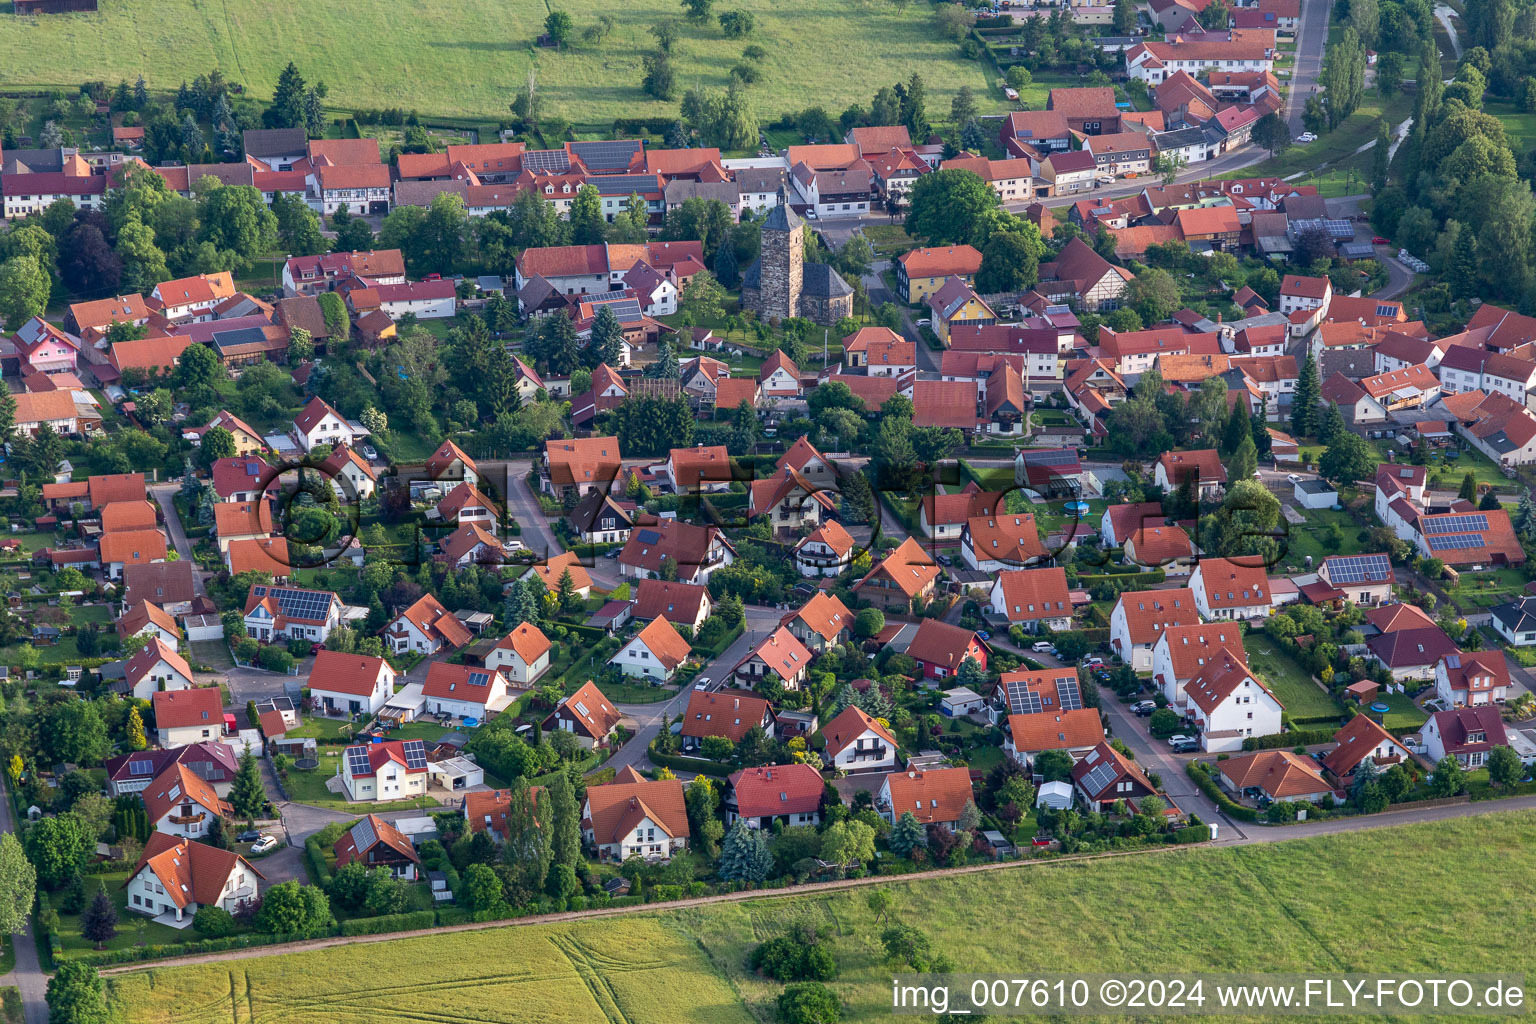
top-left (1287, 473), bottom-right (1301, 483)
top-left (251, 835), bottom-right (280, 854)
top-left (915, 317), bottom-right (932, 326)
top-left (1295, 132), bottom-right (1317, 143)
top-left (1032, 641), bottom-right (1057, 654)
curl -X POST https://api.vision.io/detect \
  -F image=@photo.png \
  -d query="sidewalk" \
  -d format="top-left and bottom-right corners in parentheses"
top-left (0, 782), bottom-right (47, 1024)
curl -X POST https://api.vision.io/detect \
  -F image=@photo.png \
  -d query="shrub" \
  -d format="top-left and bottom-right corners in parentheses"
top-left (749, 932), bottom-right (838, 981)
top-left (1185, 762), bottom-right (1258, 822)
top-left (192, 906), bottom-right (235, 937)
top-left (778, 981), bottom-right (841, 1024)
top-left (338, 910), bottom-right (435, 936)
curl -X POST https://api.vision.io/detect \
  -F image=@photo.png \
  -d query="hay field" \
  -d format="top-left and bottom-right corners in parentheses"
top-left (0, 0), bottom-right (997, 128)
top-left (111, 810), bottom-right (1536, 1023)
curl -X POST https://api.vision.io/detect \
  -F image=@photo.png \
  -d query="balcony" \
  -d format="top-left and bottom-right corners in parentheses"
top-left (848, 746), bottom-right (889, 763)
top-left (168, 812), bottom-right (206, 826)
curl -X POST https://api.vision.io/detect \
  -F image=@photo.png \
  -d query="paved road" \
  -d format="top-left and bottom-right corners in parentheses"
top-left (604, 606), bottom-right (786, 773)
top-left (1286, 0), bottom-right (1331, 134)
top-left (0, 782), bottom-right (45, 1024)
top-left (151, 482), bottom-right (207, 601)
top-left (1435, 3), bottom-right (1464, 59)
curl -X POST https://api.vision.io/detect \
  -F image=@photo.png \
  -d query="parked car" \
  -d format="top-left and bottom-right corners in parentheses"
top-left (1032, 641), bottom-right (1057, 653)
top-left (976, 630), bottom-right (991, 641)
top-left (603, 548), bottom-right (622, 558)
top-left (1131, 700), bottom-right (1157, 716)
top-left (251, 835), bottom-right (280, 854)
top-left (309, 642), bottom-right (325, 655)
top-left (236, 829), bottom-right (260, 843)
top-left (915, 317), bottom-right (932, 326)
top-left (1168, 735), bottom-right (1199, 753)
top-left (694, 677), bottom-right (712, 691)
top-left (937, 554), bottom-right (952, 566)
top-left (361, 444), bottom-right (379, 460)
top-left (1372, 236), bottom-right (1390, 245)
top-left (1082, 656), bottom-right (1105, 668)
top-left (1287, 473), bottom-right (1301, 483)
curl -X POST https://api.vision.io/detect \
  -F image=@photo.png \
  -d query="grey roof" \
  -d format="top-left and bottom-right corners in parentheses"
top-left (0, 147), bottom-right (71, 175)
top-left (394, 178), bottom-right (467, 208)
top-left (1153, 126), bottom-right (1209, 149)
top-left (1319, 349), bottom-right (1376, 381)
top-left (741, 257), bottom-right (761, 290)
top-left (803, 262), bottom-right (852, 299)
top-left (243, 128), bottom-right (308, 158)
top-left (763, 189), bottom-right (803, 233)
top-left (735, 167), bottom-right (788, 194)
top-left (1296, 478), bottom-right (1336, 494)
top-left (211, 326), bottom-right (273, 354)
top-left (1339, 242), bottom-right (1377, 259)
top-left (1493, 598), bottom-right (1536, 633)
top-left (477, 276), bottom-right (504, 292)
top-left (664, 179), bottom-right (739, 205)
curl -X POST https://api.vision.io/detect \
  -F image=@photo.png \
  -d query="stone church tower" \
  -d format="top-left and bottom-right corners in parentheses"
top-left (740, 187), bottom-right (854, 327)
top-left (755, 187), bottom-right (803, 321)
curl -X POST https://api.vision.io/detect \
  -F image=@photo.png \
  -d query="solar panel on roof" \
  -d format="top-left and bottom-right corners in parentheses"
top-left (594, 298), bottom-right (643, 323)
top-left (1008, 682), bottom-right (1043, 714)
top-left (1021, 449), bottom-right (1079, 467)
top-left (1080, 760), bottom-right (1118, 796)
top-left (346, 745), bottom-right (372, 776)
top-left (467, 671), bottom-right (489, 687)
top-left (351, 815), bottom-right (377, 852)
top-left (271, 587), bottom-right (334, 622)
top-left (402, 740), bottom-right (428, 770)
top-left (1376, 305), bottom-right (1397, 317)
top-left (1445, 654), bottom-right (1461, 669)
top-left (1424, 514), bottom-right (1487, 534)
top-left (1057, 677), bottom-right (1083, 711)
top-left (522, 150), bottom-right (571, 173)
top-left (1427, 532), bottom-right (1485, 551)
top-left (569, 140), bottom-right (641, 170)
top-left (1324, 554), bottom-right (1390, 584)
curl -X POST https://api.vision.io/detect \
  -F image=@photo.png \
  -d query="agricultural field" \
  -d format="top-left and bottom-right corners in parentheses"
top-left (108, 918), bottom-right (755, 1024)
top-left (111, 811), bottom-right (1536, 1022)
top-left (0, 0), bottom-right (996, 130)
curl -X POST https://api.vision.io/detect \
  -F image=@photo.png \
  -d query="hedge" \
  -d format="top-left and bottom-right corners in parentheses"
top-left (1241, 728), bottom-right (1336, 751)
top-left (1079, 570), bottom-right (1167, 588)
top-left (71, 929), bottom-right (335, 968)
top-left (1172, 824), bottom-right (1210, 844)
top-left (340, 910), bottom-right (436, 936)
top-left (1185, 762), bottom-right (1259, 822)
top-left (304, 837), bottom-right (333, 885)
top-left (435, 906), bottom-right (473, 926)
top-left (645, 744), bottom-right (733, 778)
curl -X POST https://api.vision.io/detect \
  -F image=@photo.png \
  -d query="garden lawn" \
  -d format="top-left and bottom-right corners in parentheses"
top-left (189, 641), bottom-right (234, 671)
top-left (53, 872), bottom-right (208, 960)
top-left (111, 811), bottom-right (1536, 1022)
top-left (1372, 691), bottom-right (1428, 731)
top-left (1412, 442), bottom-right (1517, 494)
top-left (1442, 566), bottom-right (1529, 613)
top-left (68, 604), bottom-right (113, 626)
top-left (859, 224), bottom-right (917, 256)
top-left (1242, 633), bottom-right (1342, 723)
top-left (0, 2), bottom-right (996, 130)
top-left (1272, 505), bottom-right (1368, 572)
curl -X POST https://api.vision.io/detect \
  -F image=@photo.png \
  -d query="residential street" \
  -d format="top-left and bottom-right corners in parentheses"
top-left (1286, 0), bottom-right (1331, 134)
top-left (0, 782), bottom-right (45, 1024)
top-left (605, 605), bottom-right (785, 774)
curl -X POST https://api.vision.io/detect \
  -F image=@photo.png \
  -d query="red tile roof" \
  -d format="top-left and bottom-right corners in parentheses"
top-left (681, 689), bottom-right (773, 743)
top-left (128, 832), bottom-right (259, 909)
top-left (632, 580), bottom-right (712, 625)
top-left (628, 617), bottom-right (693, 671)
top-left (905, 618), bottom-right (985, 674)
top-left (308, 651), bottom-right (392, 697)
top-left (1219, 749), bottom-right (1329, 798)
top-left (728, 763), bottom-right (824, 818)
top-left (141, 761), bottom-right (233, 825)
top-left (856, 537), bottom-right (941, 599)
top-left (820, 706), bottom-right (897, 757)
top-left (584, 775), bottom-right (690, 845)
top-left (882, 767), bottom-right (973, 825)
top-left (1008, 708), bottom-right (1104, 752)
top-left (335, 814), bottom-right (420, 868)
top-left (785, 592), bottom-right (853, 643)
top-left (545, 681), bottom-right (622, 742)
top-left (1322, 713), bottom-right (1411, 778)
top-left (152, 686), bottom-right (223, 729)
top-left (1115, 588), bottom-right (1199, 645)
top-left (993, 567), bottom-right (1072, 622)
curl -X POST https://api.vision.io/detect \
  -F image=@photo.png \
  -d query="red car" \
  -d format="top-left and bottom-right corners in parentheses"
top-left (1371, 236), bottom-right (1389, 245)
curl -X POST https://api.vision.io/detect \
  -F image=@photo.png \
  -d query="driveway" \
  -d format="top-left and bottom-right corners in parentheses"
top-left (604, 605), bottom-right (786, 774)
